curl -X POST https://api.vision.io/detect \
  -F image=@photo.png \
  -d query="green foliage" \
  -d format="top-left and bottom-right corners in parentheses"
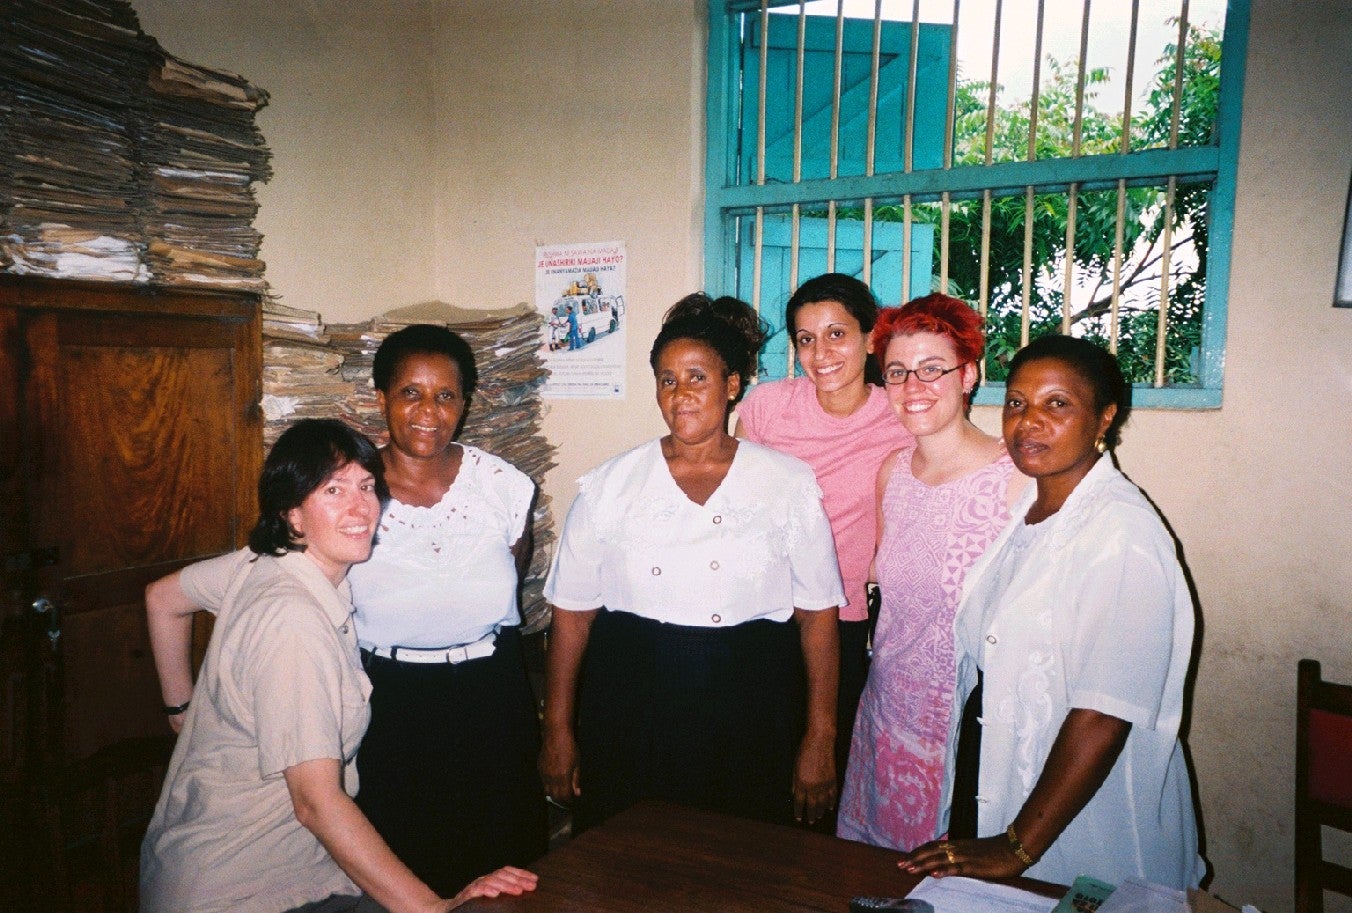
top-left (865, 19), bottom-right (1223, 385)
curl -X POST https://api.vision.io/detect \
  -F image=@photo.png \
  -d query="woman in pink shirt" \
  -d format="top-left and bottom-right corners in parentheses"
top-left (735, 273), bottom-right (913, 817)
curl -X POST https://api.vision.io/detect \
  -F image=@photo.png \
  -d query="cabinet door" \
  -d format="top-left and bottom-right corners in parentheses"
top-left (0, 278), bottom-right (260, 765)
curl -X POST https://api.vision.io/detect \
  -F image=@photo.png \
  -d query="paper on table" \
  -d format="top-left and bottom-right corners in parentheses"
top-left (908, 877), bottom-right (1056, 913)
top-left (1095, 878), bottom-right (1188, 913)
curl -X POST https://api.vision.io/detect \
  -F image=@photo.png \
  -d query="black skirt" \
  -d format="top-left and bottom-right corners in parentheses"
top-left (573, 609), bottom-right (805, 832)
top-left (356, 626), bottom-right (547, 895)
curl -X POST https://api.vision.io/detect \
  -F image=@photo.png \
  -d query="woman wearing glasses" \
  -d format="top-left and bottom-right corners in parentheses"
top-left (734, 274), bottom-right (912, 809)
top-left (837, 294), bottom-right (1027, 852)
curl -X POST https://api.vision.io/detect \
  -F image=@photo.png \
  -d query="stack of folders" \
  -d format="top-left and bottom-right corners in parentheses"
top-left (264, 302), bottom-right (558, 634)
top-left (0, 0), bottom-right (271, 290)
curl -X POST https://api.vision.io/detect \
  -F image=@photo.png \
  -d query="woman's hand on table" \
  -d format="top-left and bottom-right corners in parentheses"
top-left (900, 709), bottom-right (1128, 880)
top-left (898, 835), bottom-right (1028, 880)
top-left (445, 866), bottom-right (538, 909)
top-left (539, 727), bottom-right (582, 804)
top-left (792, 732), bottom-right (837, 825)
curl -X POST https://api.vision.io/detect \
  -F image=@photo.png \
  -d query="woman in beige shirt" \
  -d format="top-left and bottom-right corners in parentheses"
top-left (140, 419), bottom-right (536, 913)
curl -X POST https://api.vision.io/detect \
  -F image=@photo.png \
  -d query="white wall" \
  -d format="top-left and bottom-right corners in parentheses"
top-left (428, 0), bottom-right (707, 494)
top-left (135, 1), bottom-right (1352, 908)
top-left (136, 1), bottom-right (442, 317)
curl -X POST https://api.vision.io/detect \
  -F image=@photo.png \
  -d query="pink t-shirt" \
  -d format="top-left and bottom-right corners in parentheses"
top-left (737, 376), bottom-right (913, 621)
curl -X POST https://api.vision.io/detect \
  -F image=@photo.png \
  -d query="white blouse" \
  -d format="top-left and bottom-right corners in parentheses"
top-left (545, 439), bottom-right (844, 627)
top-left (948, 455), bottom-right (1204, 889)
top-left (350, 445), bottom-right (534, 649)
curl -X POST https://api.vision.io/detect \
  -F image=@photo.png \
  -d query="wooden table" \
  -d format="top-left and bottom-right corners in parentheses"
top-left (461, 801), bottom-right (1054, 912)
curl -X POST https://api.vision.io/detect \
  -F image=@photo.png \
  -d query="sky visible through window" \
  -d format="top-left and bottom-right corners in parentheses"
top-left (777, 0), bottom-right (1226, 123)
top-left (733, 1), bottom-right (1232, 390)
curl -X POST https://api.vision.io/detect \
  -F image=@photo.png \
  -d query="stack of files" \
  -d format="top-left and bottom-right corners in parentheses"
top-left (264, 300), bottom-right (327, 344)
top-left (321, 322), bottom-right (387, 443)
top-left (0, 0), bottom-right (272, 289)
top-left (260, 336), bottom-right (350, 449)
top-left (0, 0), bottom-right (153, 279)
top-left (141, 50), bottom-right (271, 290)
top-left (303, 302), bottom-right (558, 633)
top-left (261, 301), bottom-right (343, 446)
top-left (1, 222), bottom-right (142, 281)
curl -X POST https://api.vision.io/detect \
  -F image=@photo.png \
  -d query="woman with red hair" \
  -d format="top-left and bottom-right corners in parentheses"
top-left (837, 294), bottom-right (1027, 851)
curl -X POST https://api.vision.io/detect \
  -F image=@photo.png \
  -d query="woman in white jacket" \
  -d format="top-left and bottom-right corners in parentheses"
top-left (900, 335), bottom-right (1205, 890)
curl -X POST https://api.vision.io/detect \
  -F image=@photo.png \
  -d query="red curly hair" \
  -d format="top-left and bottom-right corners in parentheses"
top-left (870, 293), bottom-right (986, 374)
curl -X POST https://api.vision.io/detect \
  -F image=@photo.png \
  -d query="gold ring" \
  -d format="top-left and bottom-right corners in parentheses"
top-left (942, 842), bottom-right (956, 865)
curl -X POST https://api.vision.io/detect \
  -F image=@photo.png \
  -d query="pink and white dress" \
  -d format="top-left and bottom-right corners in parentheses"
top-left (837, 445), bottom-right (1015, 851)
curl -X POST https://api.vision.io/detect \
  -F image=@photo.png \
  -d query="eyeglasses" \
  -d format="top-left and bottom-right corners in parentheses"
top-left (883, 362), bottom-right (968, 385)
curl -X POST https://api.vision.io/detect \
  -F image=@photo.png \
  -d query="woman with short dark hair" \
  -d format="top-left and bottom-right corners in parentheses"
top-left (735, 274), bottom-right (913, 805)
top-left (348, 324), bottom-right (545, 894)
top-left (140, 419), bottom-right (536, 913)
top-left (900, 335), bottom-right (1204, 889)
top-left (147, 324), bottom-right (547, 897)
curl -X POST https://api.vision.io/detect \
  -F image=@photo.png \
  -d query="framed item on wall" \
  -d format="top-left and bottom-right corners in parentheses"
top-left (1337, 171), bottom-right (1352, 307)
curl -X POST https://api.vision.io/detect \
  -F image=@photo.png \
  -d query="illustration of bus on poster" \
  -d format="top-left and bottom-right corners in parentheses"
top-left (535, 241), bottom-right (627, 399)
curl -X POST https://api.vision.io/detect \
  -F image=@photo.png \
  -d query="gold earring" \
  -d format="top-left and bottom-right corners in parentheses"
top-left (1095, 436), bottom-right (1107, 453)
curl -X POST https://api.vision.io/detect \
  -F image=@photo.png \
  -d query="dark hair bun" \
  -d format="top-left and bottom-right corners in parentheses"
top-left (663, 293), bottom-right (768, 355)
top-left (650, 292), bottom-right (768, 405)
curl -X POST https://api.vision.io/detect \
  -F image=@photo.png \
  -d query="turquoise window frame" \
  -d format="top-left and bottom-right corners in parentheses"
top-left (705, 0), bottom-right (1250, 408)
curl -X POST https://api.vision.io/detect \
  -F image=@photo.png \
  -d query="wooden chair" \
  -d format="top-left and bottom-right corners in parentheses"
top-left (1296, 658), bottom-right (1352, 912)
top-left (29, 734), bottom-right (177, 913)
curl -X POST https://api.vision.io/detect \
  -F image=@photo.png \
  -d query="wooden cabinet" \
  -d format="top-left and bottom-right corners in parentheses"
top-left (0, 275), bottom-right (260, 908)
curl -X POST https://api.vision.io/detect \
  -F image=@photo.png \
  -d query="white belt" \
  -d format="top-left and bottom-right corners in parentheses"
top-left (362, 632), bottom-right (497, 665)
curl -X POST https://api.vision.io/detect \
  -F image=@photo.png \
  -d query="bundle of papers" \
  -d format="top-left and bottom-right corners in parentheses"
top-left (1, 223), bottom-right (145, 281)
top-left (265, 303), bottom-right (557, 633)
top-left (0, 1), bottom-right (271, 289)
top-left (0, 0), bottom-right (151, 273)
top-left (907, 876), bottom-right (1056, 913)
top-left (906, 875), bottom-right (1261, 913)
top-left (142, 51), bottom-right (270, 290)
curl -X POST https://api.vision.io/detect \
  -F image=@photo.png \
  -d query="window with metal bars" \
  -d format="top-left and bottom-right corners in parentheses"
top-left (704, 0), bottom-right (1248, 407)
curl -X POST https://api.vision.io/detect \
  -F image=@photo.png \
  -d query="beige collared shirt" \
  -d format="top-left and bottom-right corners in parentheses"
top-left (140, 550), bottom-right (372, 913)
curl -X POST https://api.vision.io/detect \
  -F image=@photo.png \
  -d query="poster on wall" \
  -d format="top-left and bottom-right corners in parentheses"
top-left (535, 240), bottom-right (627, 398)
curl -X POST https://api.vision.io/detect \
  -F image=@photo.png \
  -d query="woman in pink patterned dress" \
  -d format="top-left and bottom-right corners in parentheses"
top-left (837, 294), bottom-right (1027, 851)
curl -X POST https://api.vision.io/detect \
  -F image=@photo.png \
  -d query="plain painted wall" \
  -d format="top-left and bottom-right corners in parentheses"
top-left (134, 1), bottom-right (1352, 909)
top-left (135, 1), bottom-right (443, 315)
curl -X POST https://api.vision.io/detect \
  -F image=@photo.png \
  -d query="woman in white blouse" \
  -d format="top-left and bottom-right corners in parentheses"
top-left (900, 335), bottom-right (1205, 889)
top-left (539, 294), bottom-right (845, 831)
top-left (147, 326), bottom-right (546, 896)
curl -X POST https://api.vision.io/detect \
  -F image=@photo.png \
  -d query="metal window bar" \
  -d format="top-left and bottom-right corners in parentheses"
top-left (1110, 0), bottom-right (1142, 351)
top-left (978, 0), bottom-right (1003, 360)
top-left (1155, 0), bottom-right (1191, 386)
top-left (939, 0), bottom-right (962, 296)
top-left (714, 0), bottom-right (1232, 400)
top-left (900, 0), bottom-right (921, 302)
top-left (861, 0), bottom-right (883, 290)
top-left (752, 1), bottom-right (771, 343)
top-left (789, 1), bottom-right (807, 377)
top-left (1061, 0), bottom-right (1092, 335)
top-left (1018, 0), bottom-right (1047, 348)
top-left (826, 0), bottom-right (846, 271)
